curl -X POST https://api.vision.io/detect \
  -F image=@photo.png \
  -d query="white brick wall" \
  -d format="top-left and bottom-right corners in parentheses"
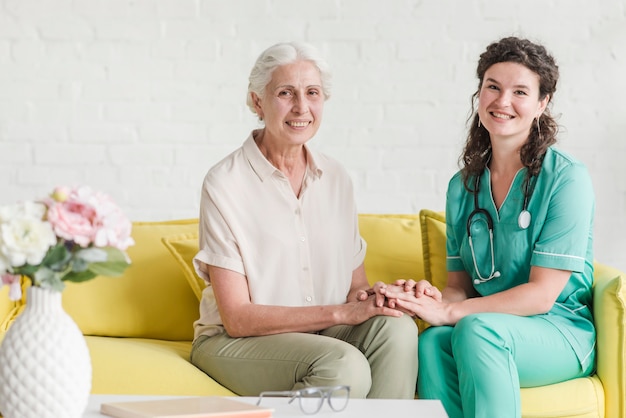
top-left (1, 0), bottom-right (625, 272)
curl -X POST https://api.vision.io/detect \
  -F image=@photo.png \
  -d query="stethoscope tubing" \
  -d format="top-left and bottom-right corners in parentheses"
top-left (467, 173), bottom-right (532, 284)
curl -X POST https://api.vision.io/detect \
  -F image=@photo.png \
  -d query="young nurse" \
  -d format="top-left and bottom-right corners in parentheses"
top-left (382, 37), bottom-right (595, 418)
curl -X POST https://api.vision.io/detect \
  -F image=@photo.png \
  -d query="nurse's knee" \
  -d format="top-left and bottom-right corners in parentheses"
top-left (419, 325), bottom-right (453, 358)
top-left (451, 313), bottom-right (510, 349)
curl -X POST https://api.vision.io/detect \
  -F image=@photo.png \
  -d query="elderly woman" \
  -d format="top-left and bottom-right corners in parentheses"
top-left (190, 42), bottom-right (418, 400)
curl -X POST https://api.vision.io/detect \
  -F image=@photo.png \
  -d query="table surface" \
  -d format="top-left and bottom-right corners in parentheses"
top-left (86, 394), bottom-right (448, 418)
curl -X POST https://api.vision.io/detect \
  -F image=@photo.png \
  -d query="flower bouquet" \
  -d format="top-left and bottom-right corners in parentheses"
top-left (0, 186), bottom-right (134, 418)
top-left (0, 185), bottom-right (134, 299)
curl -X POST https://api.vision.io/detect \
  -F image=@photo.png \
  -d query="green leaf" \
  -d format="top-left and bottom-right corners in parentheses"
top-left (60, 248), bottom-right (131, 282)
top-left (75, 248), bottom-right (107, 263)
top-left (101, 247), bottom-right (130, 264)
top-left (87, 261), bottom-right (130, 277)
top-left (42, 243), bottom-right (70, 267)
top-left (33, 267), bottom-right (65, 291)
top-left (39, 276), bottom-right (66, 293)
top-left (71, 257), bottom-right (90, 272)
top-left (62, 270), bottom-right (98, 283)
top-left (33, 267), bottom-right (55, 286)
top-left (14, 263), bottom-right (38, 278)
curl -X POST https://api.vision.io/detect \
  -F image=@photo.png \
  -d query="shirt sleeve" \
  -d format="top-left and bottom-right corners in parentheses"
top-left (446, 173), bottom-right (466, 272)
top-left (193, 175), bottom-right (246, 282)
top-left (531, 162), bottom-right (594, 272)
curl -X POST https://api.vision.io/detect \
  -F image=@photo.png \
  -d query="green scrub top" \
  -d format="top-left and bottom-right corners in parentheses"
top-left (446, 147), bottom-right (596, 369)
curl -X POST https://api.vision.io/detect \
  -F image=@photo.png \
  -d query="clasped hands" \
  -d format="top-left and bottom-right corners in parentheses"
top-left (357, 280), bottom-right (448, 325)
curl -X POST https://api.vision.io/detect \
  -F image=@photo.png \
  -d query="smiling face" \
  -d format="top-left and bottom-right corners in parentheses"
top-left (251, 60), bottom-right (324, 147)
top-left (478, 62), bottom-right (549, 147)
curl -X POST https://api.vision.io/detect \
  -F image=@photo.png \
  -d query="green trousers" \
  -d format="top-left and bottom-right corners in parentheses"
top-left (417, 313), bottom-right (595, 418)
top-left (191, 314), bottom-right (418, 399)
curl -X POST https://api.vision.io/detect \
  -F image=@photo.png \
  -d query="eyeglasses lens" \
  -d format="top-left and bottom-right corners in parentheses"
top-left (328, 387), bottom-right (349, 412)
top-left (299, 389), bottom-right (324, 415)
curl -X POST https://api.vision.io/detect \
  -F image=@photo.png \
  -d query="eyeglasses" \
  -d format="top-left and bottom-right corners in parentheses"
top-left (256, 385), bottom-right (350, 415)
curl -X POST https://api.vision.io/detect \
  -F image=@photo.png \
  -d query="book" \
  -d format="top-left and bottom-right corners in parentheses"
top-left (100, 396), bottom-right (273, 418)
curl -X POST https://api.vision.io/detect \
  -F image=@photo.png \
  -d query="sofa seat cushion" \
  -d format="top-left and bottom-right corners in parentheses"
top-left (87, 336), bottom-right (235, 396)
top-left (520, 375), bottom-right (604, 418)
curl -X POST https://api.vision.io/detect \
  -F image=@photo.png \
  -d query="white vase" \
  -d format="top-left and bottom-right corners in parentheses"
top-left (0, 286), bottom-right (92, 418)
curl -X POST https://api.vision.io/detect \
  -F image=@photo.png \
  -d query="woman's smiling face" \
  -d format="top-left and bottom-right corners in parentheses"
top-left (478, 61), bottom-right (548, 146)
top-left (252, 60), bottom-right (324, 147)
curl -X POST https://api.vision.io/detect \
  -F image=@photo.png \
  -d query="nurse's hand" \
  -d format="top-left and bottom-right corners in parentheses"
top-left (393, 279), bottom-right (442, 302)
top-left (380, 287), bottom-right (453, 326)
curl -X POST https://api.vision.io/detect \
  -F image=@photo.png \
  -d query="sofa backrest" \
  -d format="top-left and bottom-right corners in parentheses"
top-left (3, 214), bottom-right (429, 341)
top-left (62, 219), bottom-right (200, 341)
top-left (358, 214), bottom-right (424, 285)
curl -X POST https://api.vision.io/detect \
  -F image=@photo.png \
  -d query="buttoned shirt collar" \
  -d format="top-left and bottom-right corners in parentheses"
top-left (243, 130), bottom-right (323, 182)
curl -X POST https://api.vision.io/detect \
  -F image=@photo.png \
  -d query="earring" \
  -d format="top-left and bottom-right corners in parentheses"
top-left (478, 118), bottom-right (481, 128)
top-left (536, 117), bottom-right (541, 135)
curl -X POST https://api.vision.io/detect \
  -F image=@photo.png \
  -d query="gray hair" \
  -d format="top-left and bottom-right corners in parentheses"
top-left (246, 42), bottom-right (332, 118)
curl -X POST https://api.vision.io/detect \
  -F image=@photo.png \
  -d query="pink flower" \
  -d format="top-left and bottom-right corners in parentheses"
top-left (1, 274), bottom-right (22, 301)
top-left (46, 190), bottom-right (98, 248)
top-left (91, 194), bottom-right (134, 251)
top-left (45, 186), bottom-right (134, 250)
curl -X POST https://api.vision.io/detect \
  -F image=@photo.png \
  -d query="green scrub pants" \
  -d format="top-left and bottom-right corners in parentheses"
top-left (417, 313), bottom-right (595, 418)
top-left (191, 314), bottom-right (418, 399)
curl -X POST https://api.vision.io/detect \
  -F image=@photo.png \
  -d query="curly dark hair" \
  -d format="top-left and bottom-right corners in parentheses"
top-left (461, 36), bottom-right (560, 191)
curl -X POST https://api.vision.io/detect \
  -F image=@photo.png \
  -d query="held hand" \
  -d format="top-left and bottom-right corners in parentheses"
top-left (343, 293), bottom-right (404, 325)
top-left (393, 279), bottom-right (442, 301)
top-left (355, 281), bottom-right (389, 308)
top-left (381, 286), bottom-right (453, 326)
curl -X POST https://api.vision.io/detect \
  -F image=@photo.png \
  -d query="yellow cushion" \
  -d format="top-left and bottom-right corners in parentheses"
top-left (0, 287), bottom-right (17, 334)
top-left (419, 209), bottom-right (447, 291)
top-left (86, 336), bottom-right (235, 396)
top-left (1, 276), bottom-right (37, 334)
top-left (0, 287), bottom-right (14, 325)
top-left (520, 375), bottom-right (604, 417)
top-left (62, 219), bottom-right (201, 341)
top-left (358, 213), bottom-right (423, 285)
top-left (592, 263), bottom-right (626, 418)
top-left (162, 232), bottom-right (205, 301)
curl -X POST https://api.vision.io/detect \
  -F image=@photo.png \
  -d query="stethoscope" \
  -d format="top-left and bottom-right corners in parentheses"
top-left (467, 173), bottom-right (533, 285)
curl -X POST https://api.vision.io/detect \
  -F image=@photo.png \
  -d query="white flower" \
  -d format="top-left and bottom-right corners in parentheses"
top-left (0, 201), bottom-right (57, 268)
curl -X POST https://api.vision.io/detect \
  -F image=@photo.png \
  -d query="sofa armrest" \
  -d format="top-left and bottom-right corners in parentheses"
top-left (593, 262), bottom-right (626, 418)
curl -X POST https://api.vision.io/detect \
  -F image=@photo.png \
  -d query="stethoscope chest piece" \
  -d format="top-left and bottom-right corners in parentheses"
top-left (518, 209), bottom-right (531, 230)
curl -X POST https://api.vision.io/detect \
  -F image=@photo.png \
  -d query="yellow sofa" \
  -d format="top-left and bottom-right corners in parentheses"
top-left (0, 212), bottom-right (624, 418)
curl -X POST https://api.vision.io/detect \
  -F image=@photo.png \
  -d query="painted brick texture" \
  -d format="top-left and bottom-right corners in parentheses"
top-left (0, 0), bottom-right (625, 271)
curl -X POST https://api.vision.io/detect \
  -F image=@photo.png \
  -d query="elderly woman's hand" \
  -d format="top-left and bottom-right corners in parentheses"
top-left (344, 291), bottom-right (405, 325)
top-left (356, 281), bottom-right (391, 308)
